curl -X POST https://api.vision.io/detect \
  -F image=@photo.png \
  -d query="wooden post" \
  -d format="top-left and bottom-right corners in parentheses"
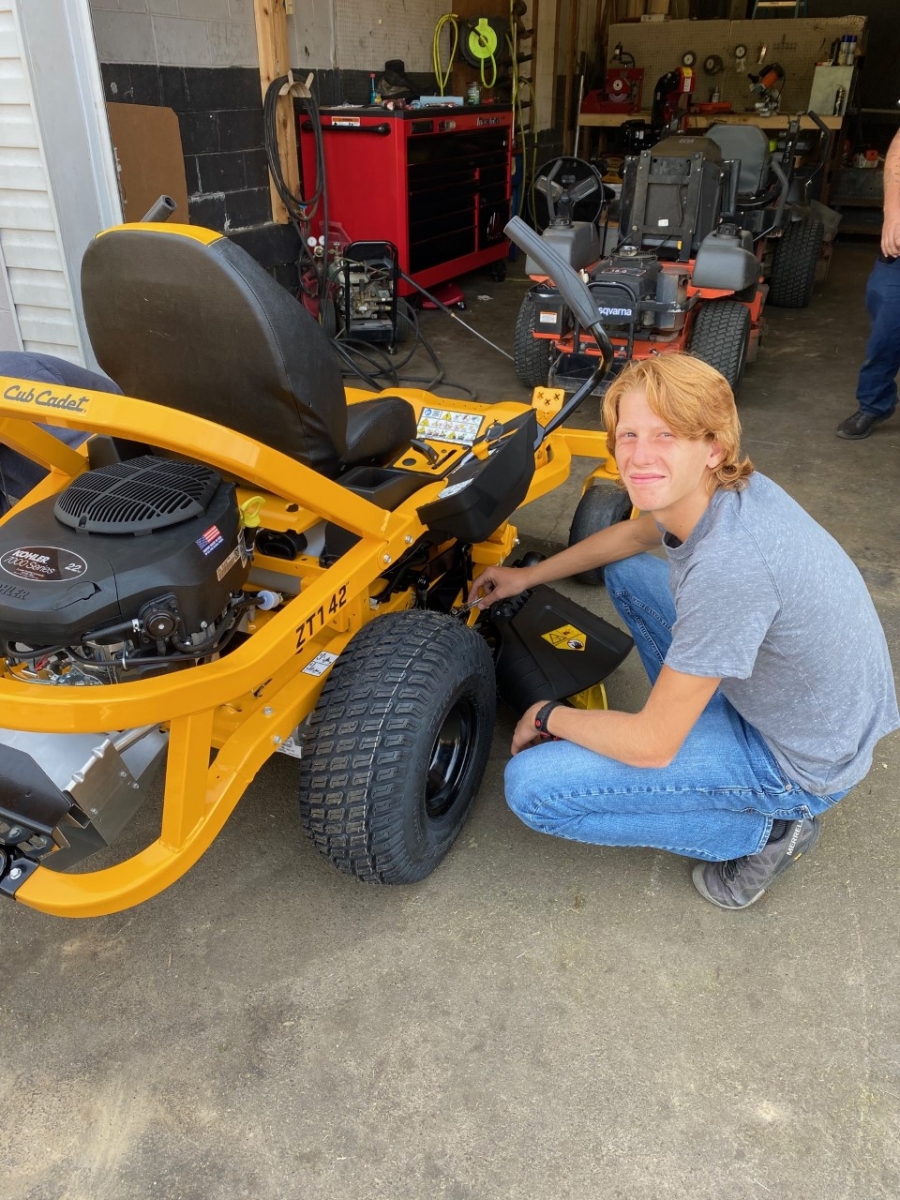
top-left (253, 0), bottom-right (300, 225)
top-left (534, 0), bottom-right (560, 132)
top-left (562, 0), bottom-right (580, 154)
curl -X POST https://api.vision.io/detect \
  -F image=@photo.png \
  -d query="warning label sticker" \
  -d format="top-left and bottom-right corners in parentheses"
top-left (416, 407), bottom-right (483, 445)
top-left (541, 624), bottom-right (587, 652)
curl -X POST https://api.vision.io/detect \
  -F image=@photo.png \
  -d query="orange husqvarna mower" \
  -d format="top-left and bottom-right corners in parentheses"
top-left (515, 114), bottom-right (830, 396)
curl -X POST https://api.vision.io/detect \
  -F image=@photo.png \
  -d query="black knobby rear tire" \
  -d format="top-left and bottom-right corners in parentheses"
top-left (298, 611), bottom-right (496, 884)
top-left (768, 218), bottom-right (824, 309)
top-left (514, 294), bottom-right (554, 389)
top-left (689, 299), bottom-right (751, 391)
top-left (568, 482), bottom-right (633, 586)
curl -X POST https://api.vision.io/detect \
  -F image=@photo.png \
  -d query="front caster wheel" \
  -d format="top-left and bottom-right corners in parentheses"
top-left (299, 611), bottom-right (496, 884)
top-left (568, 483), bottom-right (633, 586)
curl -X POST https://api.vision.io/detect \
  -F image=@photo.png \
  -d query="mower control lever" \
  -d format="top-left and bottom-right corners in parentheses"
top-left (504, 216), bottom-right (614, 444)
top-left (140, 195), bottom-right (176, 223)
top-left (409, 438), bottom-right (440, 465)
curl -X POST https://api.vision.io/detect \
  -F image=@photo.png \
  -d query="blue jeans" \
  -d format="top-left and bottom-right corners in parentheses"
top-left (504, 554), bottom-right (845, 862)
top-left (856, 257), bottom-right (900, 419)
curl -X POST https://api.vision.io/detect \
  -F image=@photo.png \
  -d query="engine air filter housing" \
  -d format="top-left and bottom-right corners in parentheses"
top-left (54, 456), bottom-right (221, 536)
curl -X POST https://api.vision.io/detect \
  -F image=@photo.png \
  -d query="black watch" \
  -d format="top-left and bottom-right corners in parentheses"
top-left (534, 700), bottom-right (563, 741)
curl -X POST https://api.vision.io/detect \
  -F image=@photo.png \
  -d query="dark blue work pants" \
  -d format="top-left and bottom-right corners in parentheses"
top-left (856, 256), bottom-right (900, 418)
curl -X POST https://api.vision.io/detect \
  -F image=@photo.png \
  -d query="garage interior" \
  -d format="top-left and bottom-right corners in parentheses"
top-left (1, 1), bottom-right (899, 1197)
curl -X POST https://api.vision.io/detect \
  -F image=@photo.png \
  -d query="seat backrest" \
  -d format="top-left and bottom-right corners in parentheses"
top-left (706, 125), bottom-right (770, 197)
top-left (81, 225), bottom-right (348, 476)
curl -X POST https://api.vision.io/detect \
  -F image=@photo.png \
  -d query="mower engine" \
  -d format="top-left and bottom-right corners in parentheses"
top-left (535, 248), bottom-right (689, 341)
top-left (0, 456), bottom-right (251, 685)
top-left (594, 249), bottom-right (690, 333)
top-left (0, 456), bottom-right (253, 875)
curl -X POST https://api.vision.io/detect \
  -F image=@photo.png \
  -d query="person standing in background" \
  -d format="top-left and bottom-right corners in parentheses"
top-left (836, 127), bottom-right (900, 439)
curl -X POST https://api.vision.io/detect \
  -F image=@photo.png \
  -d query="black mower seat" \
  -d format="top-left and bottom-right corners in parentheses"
top-left (707, 124), bottom-right (770, 199)
top-left (81, 225), bottom-right (416, 479)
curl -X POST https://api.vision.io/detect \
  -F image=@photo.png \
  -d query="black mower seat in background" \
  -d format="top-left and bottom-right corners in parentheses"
top-left (81, 225), bottom-right (416, 479)
top-left (707, 124), bottom-right (770, 199)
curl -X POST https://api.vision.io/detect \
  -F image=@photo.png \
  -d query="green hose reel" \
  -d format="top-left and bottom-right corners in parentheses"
top-left (460, 15), bottom-right (507, 87)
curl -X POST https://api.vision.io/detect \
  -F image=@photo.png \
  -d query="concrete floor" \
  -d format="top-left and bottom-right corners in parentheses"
top-left (4, 240), bottom-right (899, 1200)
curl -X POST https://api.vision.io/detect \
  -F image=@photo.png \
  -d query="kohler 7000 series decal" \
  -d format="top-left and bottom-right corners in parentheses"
top-left (0, 546), bottom-right (89, 582)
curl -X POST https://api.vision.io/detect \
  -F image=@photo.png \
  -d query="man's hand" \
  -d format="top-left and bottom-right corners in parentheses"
top-left (511, 701), bottom-right (554, 755)
top-left (467, 563), bottom-right (534, 610)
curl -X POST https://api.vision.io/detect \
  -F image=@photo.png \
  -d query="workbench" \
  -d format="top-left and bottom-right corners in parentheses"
top-left (576, 111), bottom-right (843, 204)
top-left (577, 112), bottom-right (843, 132)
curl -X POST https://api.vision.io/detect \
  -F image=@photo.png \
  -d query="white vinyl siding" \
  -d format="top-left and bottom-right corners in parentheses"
top-left (0, 1), bottom-right (82, 363)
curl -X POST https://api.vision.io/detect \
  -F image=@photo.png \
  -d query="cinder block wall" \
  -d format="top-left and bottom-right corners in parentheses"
top-left (88, 0), bottom-right (443, 283)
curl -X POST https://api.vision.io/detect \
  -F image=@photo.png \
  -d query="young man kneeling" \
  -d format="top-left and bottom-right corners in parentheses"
top-left (469, 354), bottom-right (898, 909)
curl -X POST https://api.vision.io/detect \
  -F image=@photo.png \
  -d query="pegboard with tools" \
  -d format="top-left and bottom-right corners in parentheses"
top-left (607, 17), bottom-right (867, 116)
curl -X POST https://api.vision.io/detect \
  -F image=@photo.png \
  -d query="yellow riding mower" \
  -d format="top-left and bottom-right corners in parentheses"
top-left (0, 217), bottom-right (631, 919)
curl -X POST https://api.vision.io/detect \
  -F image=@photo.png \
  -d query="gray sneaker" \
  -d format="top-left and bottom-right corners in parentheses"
top-left (691, 818), bottom-right (821, 910)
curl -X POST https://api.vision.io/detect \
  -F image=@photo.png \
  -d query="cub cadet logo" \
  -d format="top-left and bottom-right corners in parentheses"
top-left (2, 383), bottom-right (90, 413)
top-left (542, 623), bottom-right (587, 652)
top-left (597, 306), bottom-right (632, 317)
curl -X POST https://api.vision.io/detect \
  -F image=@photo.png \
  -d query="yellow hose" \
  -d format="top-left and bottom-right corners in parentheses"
top-left (433, 13), bottom-right (459, 96)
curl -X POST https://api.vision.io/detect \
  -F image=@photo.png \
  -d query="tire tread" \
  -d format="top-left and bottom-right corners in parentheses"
top-left (299, 612), bottom-right (494, 884)
top-left (689, 299), bottom-right (751, 390)
top-left (768, 218), bottom-right (824, 309)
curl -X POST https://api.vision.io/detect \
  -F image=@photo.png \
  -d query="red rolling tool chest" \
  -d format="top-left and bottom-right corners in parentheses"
top-left (299, 105), bottom-right (513, 296)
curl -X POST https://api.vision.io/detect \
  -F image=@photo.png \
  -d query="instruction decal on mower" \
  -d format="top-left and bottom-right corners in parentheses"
top-left (296, 586), bottom-right (347, 650)
top-left (302, 651), bottom-right (339, 677)
top-left (541, 623), bottom-right (587, 652)
top-left (417, 407), bottom-right (483, 445)
top-left (0, 546), bottom-right (88, 583)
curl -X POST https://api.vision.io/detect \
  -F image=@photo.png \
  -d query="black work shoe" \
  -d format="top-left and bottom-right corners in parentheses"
top-left (836, 410), bottom-right (890, 440)
top-left (691, 817), bottom-right (821, 910)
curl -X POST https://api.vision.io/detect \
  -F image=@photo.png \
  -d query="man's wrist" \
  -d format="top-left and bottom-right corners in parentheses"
top-left (534, 700), bottom-right (563, 740)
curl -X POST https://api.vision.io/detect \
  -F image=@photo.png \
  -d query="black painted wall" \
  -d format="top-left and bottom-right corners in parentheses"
top-left (100, 63), bottom-right (437, 288)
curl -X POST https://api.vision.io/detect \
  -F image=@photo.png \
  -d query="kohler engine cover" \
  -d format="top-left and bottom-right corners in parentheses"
top-left (0, 456), bottom-right (249, 646)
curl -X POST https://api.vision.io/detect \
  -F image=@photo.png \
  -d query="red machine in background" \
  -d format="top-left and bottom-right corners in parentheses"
top-left (651, 66), bottom-right (696, 129)
top-left (581, 67), bottom-right (644, 115)
top-left (298, 105), bottom-right (512, 298)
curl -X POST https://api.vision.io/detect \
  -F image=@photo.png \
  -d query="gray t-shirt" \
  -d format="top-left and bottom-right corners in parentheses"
top-left (663, 472), bottom-right (899, 795)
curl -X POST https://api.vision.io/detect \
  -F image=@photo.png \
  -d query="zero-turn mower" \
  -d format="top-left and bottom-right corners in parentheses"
top-left (515, 113), bottom-right (830, 395)
top-left (0, 215), bottom-right (632, 918)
